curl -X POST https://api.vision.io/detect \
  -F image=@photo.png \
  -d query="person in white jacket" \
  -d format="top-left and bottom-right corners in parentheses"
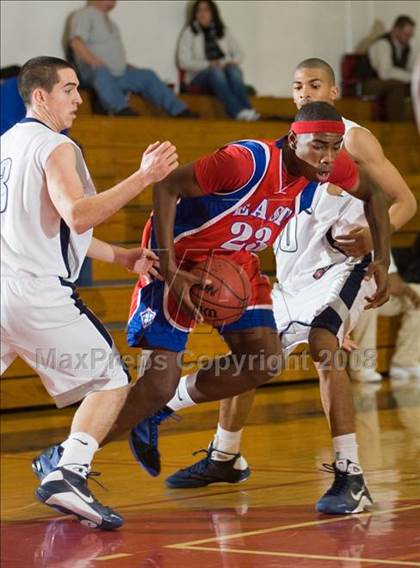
top-left (177, 0), bottom-right (259, 121)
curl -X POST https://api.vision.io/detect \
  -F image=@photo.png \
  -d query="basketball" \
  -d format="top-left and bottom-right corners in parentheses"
top-left (190, 257), bottom-right (251, 326)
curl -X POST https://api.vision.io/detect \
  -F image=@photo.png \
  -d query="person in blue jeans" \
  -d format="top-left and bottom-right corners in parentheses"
top-left (178, 0), bottom-right (260, 121)
top-left (68, 1), bottom-right (198, 117)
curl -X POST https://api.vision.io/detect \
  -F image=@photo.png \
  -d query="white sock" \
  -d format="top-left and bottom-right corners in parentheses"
top-left (57, 431), bottom-right (99, 470)
top-left (212, 425), bottom-right (247, 470)
top-left (213, 424), bottom-right (243, 456)
top-left (167, 374), bottom-right (197, 412)
top-left (333, 433), bottom-right (361, 469)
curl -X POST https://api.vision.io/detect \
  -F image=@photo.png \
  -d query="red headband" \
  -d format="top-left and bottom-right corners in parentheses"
top-left (291, 120), bottom-right (345, 135)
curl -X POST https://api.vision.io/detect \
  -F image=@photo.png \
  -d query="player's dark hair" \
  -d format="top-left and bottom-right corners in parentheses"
top-left (18, 56), bottom-right (75, 106)
top-left (393, 15), bottom-right (415, 29)
top-left (294, 101), bottom-right (342, 122)
top-left (189, 0), bottom-right (225, 38)
top-left (295, 58), bottom-right (336, 85)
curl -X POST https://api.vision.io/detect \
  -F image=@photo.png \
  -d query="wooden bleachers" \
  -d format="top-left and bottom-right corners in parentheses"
top-left (76, 89), bottom-right (408, 124)
top-left (2, 99), bottom-right (419, 410)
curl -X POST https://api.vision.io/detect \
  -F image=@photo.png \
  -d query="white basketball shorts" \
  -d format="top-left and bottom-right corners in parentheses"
top-left (273, 257), bottom-right (376, 355)
top-left (1, 276), bottom-right (130, 407)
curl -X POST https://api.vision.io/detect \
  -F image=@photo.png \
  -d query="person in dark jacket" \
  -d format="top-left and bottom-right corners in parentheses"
top-left (363, 15), bottom-right (415, 121)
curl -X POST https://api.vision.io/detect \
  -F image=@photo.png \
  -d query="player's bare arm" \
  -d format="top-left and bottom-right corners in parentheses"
top-left (336, 127), bottom-right (417, 256)
top-left (153, 163), bottom-right (209, 321)
top-left (45, 140), bottom-right (178, 234)
top-left (87, 237), bottom-right (160, 279)
top-left (344, 171), bottom-right (391, 309)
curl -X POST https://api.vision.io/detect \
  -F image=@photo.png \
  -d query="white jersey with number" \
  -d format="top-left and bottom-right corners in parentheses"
top-left (0, 118), bottom-right (129, 407)
top-left (274, 117), bottom-right (368, 293)
top-left (0, 118), bottom-right (94, 282)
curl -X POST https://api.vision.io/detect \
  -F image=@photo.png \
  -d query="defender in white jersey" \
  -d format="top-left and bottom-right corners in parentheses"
top-left (122, 58), bottom-right (416, 515)
top-left (273, 119), bottom-right (374, 355)
top-left (1, 56), bottom-right (178, 529)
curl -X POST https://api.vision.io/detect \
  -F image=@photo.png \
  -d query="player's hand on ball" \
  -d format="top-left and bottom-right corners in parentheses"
top-left (167, 268), bottom-right (210, 324)
top-left (122, 247), bottom-right (162, 279)
top-left (335, 227), bottom-right (373, 257)
top-left (364, 260), bottom-right (390, 309)
top-left (140, 141), bottom-right (178, 184)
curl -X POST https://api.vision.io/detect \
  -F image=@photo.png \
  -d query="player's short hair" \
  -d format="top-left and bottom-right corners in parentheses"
top-left (295, 58), bottom-right (336, 85)
top-left (18, 56), bottom-right (75, 106)
top-left (294, 100), bottom-right (342, 123)
top-left (393, 15), bottom-right (415, 29)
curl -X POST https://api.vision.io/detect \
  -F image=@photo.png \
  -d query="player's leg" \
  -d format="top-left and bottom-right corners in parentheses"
top-left (311, 328), bottom-right (355, 436)
top-left (309, 326), bottom-right (373, 514)
top-left (307, 261), bottom-right (376, 514)
top-left (166, 390), bottom-right (255, 488)
top-left (131, 323), bottom-right (281, 477)
top-left (104, 348), bottom-right (182, 444)
top-left (129, 263), bottom-right (281, 475)
top-left (123, 324), bottom-right (280, 439)
top-left (17, 278), bottom-right (131, 529)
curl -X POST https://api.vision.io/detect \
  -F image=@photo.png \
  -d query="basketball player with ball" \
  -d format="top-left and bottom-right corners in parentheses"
top-left (33, 101), bottom-right (391, 498)
top-left (35, 102), bottom-right (389, 458)
top-left (108, 100), bottom-right (391, 440)
top-left (130, 59), bottom-right (416, 516)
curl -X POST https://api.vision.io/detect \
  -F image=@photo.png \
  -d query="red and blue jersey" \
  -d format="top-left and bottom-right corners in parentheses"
top-left (142, 138), bottom-right (357, 277)
top-left (127, 138), bottom-right (358, 349)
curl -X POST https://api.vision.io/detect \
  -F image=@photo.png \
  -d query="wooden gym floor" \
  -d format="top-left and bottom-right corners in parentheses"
top-left (1, 379), bottom-right (420, 567)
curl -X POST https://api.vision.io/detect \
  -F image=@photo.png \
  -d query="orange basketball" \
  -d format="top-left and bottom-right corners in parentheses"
top-left (190, 257), bottom-right (251, 326)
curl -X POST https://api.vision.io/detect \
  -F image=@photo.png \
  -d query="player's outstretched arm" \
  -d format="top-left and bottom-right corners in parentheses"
top-left (346, 171), bottom-right (391, 309)
top-left (345, 127), bottom-right (417, 233)
top-left (45, 141), bottom-right (178, 234)
top-left (87, 237), bottom-right (161, 279)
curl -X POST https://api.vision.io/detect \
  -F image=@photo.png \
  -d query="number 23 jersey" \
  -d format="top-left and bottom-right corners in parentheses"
top-left (148, 138), bottom-right (357, 275)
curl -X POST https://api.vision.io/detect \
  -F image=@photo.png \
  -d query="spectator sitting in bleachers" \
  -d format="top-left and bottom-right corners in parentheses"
top-left (362, 15), bottom-right (416, 121)
top-left (68, 0), bottom-right (198, 118)
top-left (177, 0), bottom-right (259, 121)
top-left (350, 251), bottom-right (420, 383)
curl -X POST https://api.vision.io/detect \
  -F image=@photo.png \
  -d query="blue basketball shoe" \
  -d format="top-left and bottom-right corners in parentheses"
top-left (165, 444), bottom-right (251, 488)
top-left (316, 460), bottom-right (373, 514)
top-left (129, 406), bottom-right (174, 477)
top-left (32, 444), bottom-right (63, 480)
top-left (36, 464), bottom-right (123, 530)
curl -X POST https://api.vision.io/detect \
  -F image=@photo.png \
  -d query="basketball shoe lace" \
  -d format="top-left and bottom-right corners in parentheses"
top-left (320, 462), bottom-right (359, 496)
top-left (61, 463), bottom-right (109, 492)
top-left (186, 447), bottom-right (239, 474)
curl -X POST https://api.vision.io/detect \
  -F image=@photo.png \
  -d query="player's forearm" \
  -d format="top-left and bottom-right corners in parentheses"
top-left (87, 238), bottom-right (131, 267)
top-left (363, 186), bottom-right (390, 266)
top-left (152, 182), bottom-right (178, 279)
top-left (87, 237), bottom-right (115, 263)
top-left (70, 171), bottom-right (151, 234)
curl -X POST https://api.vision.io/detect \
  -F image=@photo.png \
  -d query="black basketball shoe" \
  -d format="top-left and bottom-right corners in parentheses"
top-left (165, 444), bottom-right (251, 488)
top-left (316, 459), bottom-right (373, 514)
top-left (36, 464), bottom-right (123, 530)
